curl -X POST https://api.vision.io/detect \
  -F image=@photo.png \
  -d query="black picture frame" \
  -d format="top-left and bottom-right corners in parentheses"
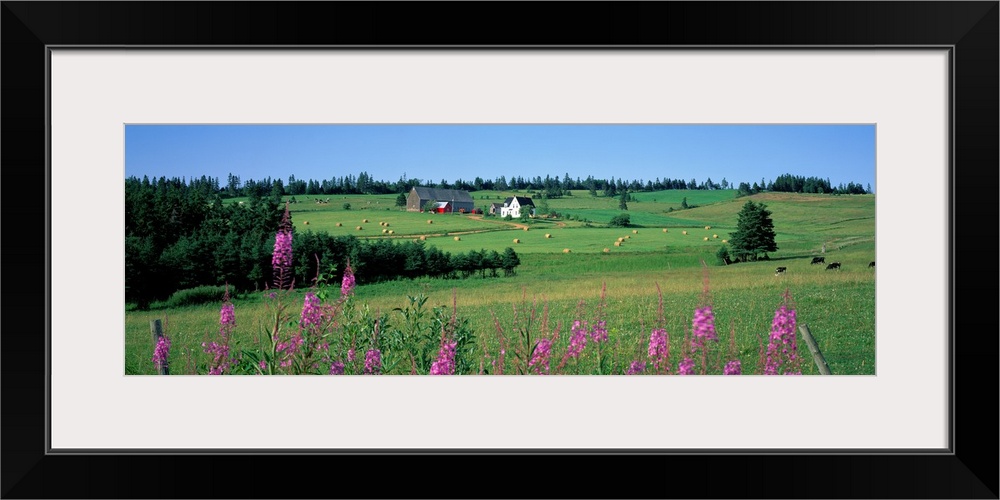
top-left (3, 2), bottom-right (997, 498)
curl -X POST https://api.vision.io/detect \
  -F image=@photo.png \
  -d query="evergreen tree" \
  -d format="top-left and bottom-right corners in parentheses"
top-left (619, 190), bottom-right (629, 210)
top-left (395, 192), bottom-right (408, 208)
top-left (728, 201), bottom-right (778, 262)
top-left (501, 247), bottom-right (520, 276)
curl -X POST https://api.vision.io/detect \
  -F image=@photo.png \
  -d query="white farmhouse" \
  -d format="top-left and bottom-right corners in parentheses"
top-left (499, 196), bottom-right (535, 218)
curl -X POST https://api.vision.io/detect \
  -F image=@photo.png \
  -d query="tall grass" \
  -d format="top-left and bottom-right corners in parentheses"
top-left (126, 191), bottom-right (875, 375)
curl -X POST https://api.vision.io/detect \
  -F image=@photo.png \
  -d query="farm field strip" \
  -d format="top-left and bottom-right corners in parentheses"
top-left (130, 191), bottom-right (876, 375)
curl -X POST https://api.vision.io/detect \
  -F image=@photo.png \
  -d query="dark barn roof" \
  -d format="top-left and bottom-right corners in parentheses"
top-left (411, 187), bottom-right (474, 203)
top-left (504, 196), bottom-right (535, 207)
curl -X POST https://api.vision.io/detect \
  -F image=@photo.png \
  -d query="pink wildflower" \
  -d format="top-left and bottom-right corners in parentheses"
top-left (528, 338), bottom-right (552, 375)
top-left (429, 340), bottom-right (458, 375)
top-left (765, 292), bottom-right (799, 375)
top-left (626, 360), bottom-right (646, 375)
top-left (589, 320), bottom-right (608, 343)
top-left (219, 302), bottom-right (235, 333)
top-left (329, 361), bottom-right (345, 375)
top-left (271, 203), bottom-right (294, 290)
top-left (275, 334), bottom-right (305, 368)
top-left (723, 360), bottom-right (742, 375)
top-left (647, 328), bottom-right (669, 373)
top-left (565, 320), bottom-right (588, 359)
top-left (202, 341), bottom-right (231, 375)
top-left (300, 292), bottom-right (322, 329)
top-left (677, 357), bottom-right (695, 375)
top-left (364, 349), bottom-right (381, 375)
top-left (691, 306), bottom-right (718, 351)
top-left (341, 261), bottom-right (356, 297)
top-left (152, 335), bottom-right (170, 372)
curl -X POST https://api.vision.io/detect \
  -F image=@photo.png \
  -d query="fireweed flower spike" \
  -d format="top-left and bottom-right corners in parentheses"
top-left (723, 360), bottom-right (742, 375)
top-left (364, 349), bottom-right (382, 375)
top-left (626, 360), bottom-right (646, 375)
top-left (589, 320), bottom-right (608, 343)
top-left (300, 292), bottom-right (322, 330)
top-left (528, 338), bottom-right (552, 375)
top-left (152, 335), bottom-right (171, 372)
top-left (691, 306), bottom-right (718, 352)
top-left (272, 202), bottom-right (294, 290)
top-left (205, 285), bottom-right (235, 375)
top-left (341, 260), bottom-right (356, 297)
top-left (677, 357), bottom-right (695, 375)
top-left (429, 339), bottom-right (458, 375)
top-left (647, 328), bottom-right (669, 373)
top-left (219, 294), bottom-right (235, 335)
top-left (765, 290), bottom-right (800, 375)
top-left (567, 320), bottom-right (588, 359)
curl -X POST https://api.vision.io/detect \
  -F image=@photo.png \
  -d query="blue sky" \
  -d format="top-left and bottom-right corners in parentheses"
top-left (125, 124), bottom-right (875, 190)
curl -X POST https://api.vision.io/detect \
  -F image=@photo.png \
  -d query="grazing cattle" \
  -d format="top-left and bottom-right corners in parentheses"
top-left (825, 262), bottom-right (841, 270)
top-left (774, 266), bottom-right (787, 276)
top-left (810, 257), bottom-right (825, 265)
top-left (868, 261), bottom-right (875, 268)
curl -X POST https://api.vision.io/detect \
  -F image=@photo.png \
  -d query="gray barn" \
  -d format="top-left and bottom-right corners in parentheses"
top-left (406, 187), bottom-right (475, 213)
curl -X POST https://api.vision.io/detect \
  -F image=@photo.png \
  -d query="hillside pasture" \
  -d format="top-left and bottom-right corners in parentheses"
top-left (129, 191), bottom-right (876, 376)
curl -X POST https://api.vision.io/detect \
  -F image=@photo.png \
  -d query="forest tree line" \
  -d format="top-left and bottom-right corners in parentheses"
top-left (166, 170), bottom-right (872, 201)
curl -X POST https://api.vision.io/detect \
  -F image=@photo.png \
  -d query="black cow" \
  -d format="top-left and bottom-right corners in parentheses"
top-left (868, 261), bottom-right (875, 268)
top-left (825, 262), bottom-right (841, 270)
top-left (774, 266), bottom-right (787, 276)
top-left (810, 256), bottom-right (825, 265)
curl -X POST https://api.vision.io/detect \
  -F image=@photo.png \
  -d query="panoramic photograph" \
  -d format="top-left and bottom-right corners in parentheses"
top-left (124, 124), bottom-right (876, 376)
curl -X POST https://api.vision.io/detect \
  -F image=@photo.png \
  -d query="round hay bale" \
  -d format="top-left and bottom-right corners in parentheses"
top-left (662, 228), bottom-right (668, 233)
top-left (388, 230), bottom-right (394, 234)
top-left (722, 239), bottom-right (728, 243)
top-left (420, 235), bottom-right (427, 241)
top-left (713, 234), bottom-right (718, 239)
top-left (682, 230), bottom-right (688, 235)
top-left (363, 219), bottom-right (369, 223)
top-left (625, 235), bottom-right (630, 239)
top-left (382, 229), bottom-right (388, 233)
top-left (336, 223), bottom-right (342, 227)
top-left (614, 241), bottom-right (622, 247)
top-left (545, 234), bottom-right (551, 238)
top-left (617, 237), bottom-right (624, 242)
top-left (632, 230), bottom-right (638, 234)
top-left (703, 237), bottom-right (709, 241)
top-left (427, 220), bottom-right (433, 224)
top-left (513, 238), bottom-right (520, 243)
top-left (384, 223), bottom-right (389, 227)
top-left (523, 227), bottom-right (529, 231)
top-left (705, 226), bottom-right (712, 230)
top-left (563, 248), bottom-right (571, 253)
top-left (356, 226), bottom-right (363, 230)
top-left (603, 248), bottom-right (610, 253)
top-left (454, 236), bottom-right (461, 241)
top-left (304, 221), bottom-right (309, 225)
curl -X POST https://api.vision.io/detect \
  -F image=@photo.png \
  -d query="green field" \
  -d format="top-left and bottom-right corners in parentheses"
top-left (129, 190), bottom-right (876, 376)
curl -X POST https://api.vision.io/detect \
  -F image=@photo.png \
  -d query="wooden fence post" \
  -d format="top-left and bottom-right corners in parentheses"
top-left (150, 319), bottom-right (169, 375)
top-left (798, 323), bottom-right (832, 375)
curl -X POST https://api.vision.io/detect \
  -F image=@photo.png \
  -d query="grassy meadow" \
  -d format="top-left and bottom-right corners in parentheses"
top-left (127, 190), bottom-right (876, 376)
